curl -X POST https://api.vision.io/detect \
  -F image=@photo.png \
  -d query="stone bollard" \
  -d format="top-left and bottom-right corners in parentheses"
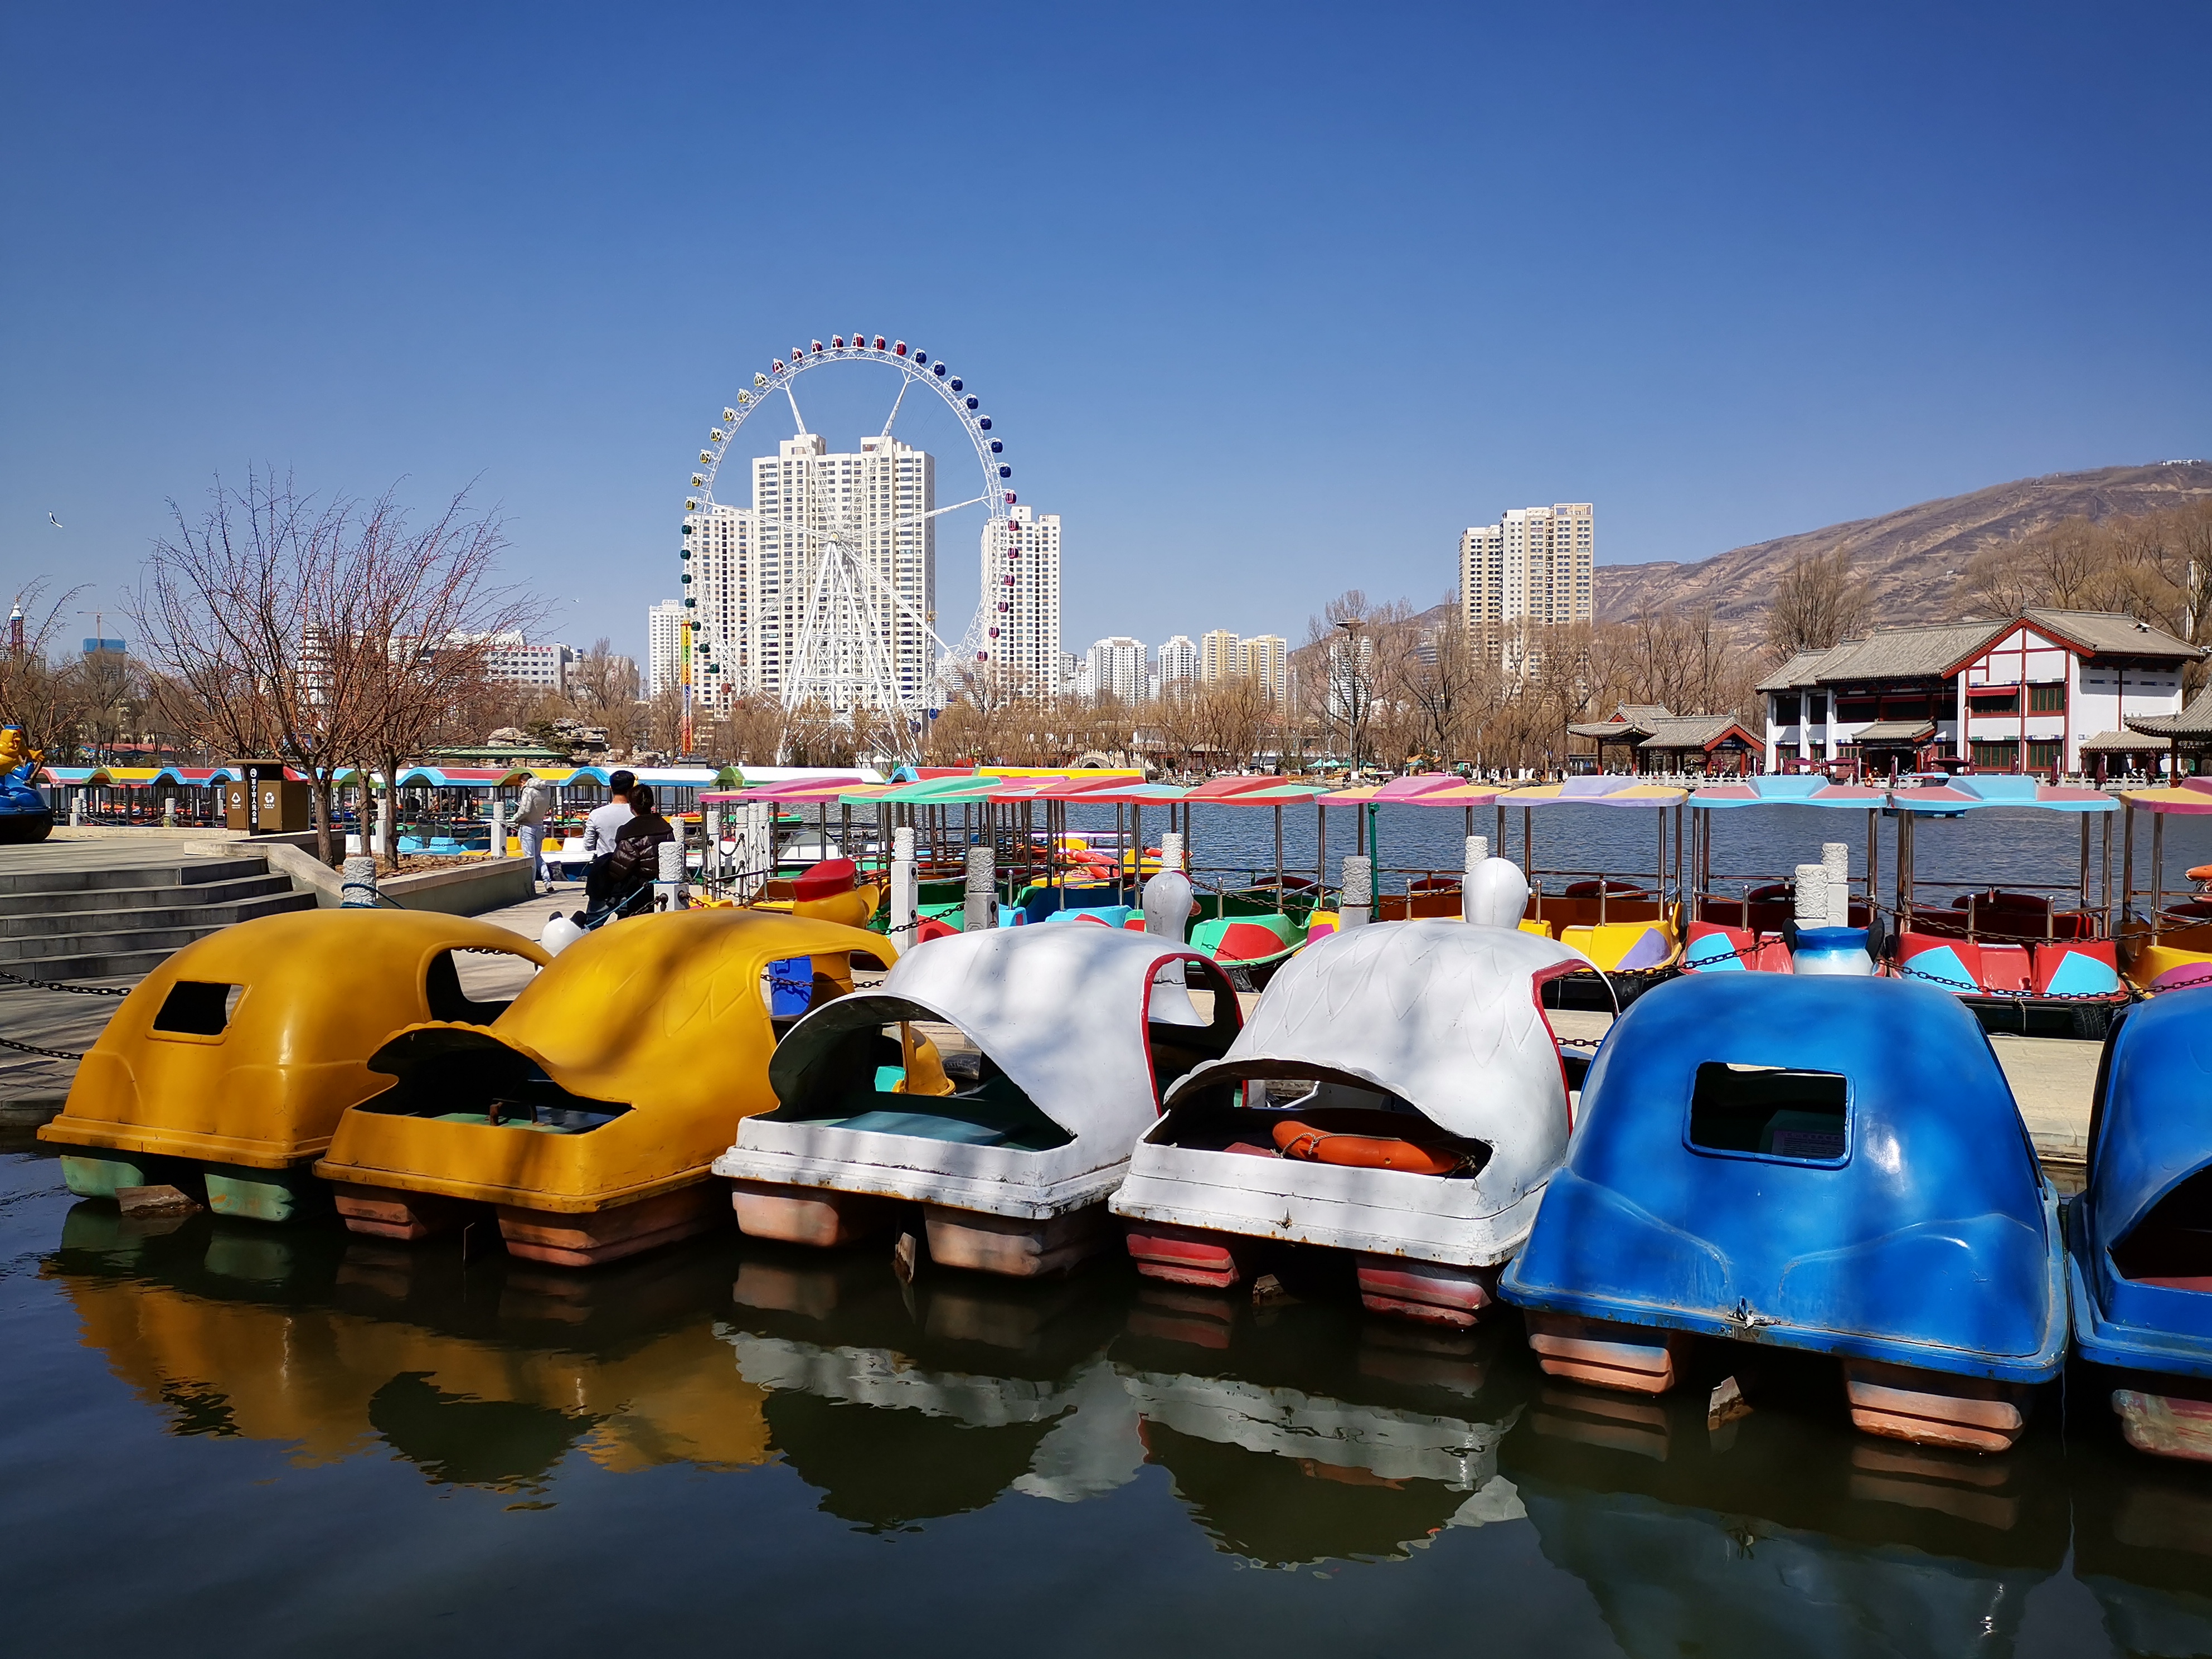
top-left (1462, 835), bottom-right (1488, 923)
top-left (1822, 841), bottom-right (1850, 926)
top-left (963, 843), bottom-right (997, 932)
top-left (1793, 862), bottom-right (1829, 928)
top-left (1160, 830), bottom-right (1186, 873)
top-left (702, 802), bottom-right (722, 892)
top-left (341, 855), bottom-right (379, 908)
top-left (656, 838), bottom-right (686, 911)
top-left (162, 797), bottom-right (176, 830)
top-left (890, 824), bottom-right (919, 954)
top-left (69, 790), bottom-right (82, 827)
top-left (490, 802), bottom-right (506, 860)
top-left (1341, 855), bottom-right (1373, 928)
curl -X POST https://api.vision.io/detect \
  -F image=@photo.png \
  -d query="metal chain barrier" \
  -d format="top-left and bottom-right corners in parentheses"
top-left (0, 1032), bottom-right (88, 1060)
top-left (0, 969), bottom-right (130, 997)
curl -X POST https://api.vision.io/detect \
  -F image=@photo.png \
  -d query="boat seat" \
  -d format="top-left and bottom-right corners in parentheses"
top-left (1979, 944), bottom-right (2032, 992)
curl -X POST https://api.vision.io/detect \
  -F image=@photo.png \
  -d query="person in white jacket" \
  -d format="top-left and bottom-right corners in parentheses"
top-left (512, 777), bottom-right (557, 894)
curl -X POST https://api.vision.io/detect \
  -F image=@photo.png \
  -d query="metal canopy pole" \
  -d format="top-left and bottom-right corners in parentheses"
top-left (1274, 804), bottom-right (1284, 913)
top-left (1316, 801), bottom-right (1326, 899)
top-left (2121, 798), bottom-right (2136, 934)
top-left (2078, 814), bottom-right (2091, 914)
top-left (2152, 808), bottom-right (2166, 945)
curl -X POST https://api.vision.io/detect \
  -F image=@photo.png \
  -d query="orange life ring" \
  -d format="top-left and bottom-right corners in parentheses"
top-left (1272, 1117), bottom-right (1462, 1175)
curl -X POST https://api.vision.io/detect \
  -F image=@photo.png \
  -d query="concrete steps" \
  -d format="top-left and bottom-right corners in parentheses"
top-left (0, 855), bottom-right (314, 980)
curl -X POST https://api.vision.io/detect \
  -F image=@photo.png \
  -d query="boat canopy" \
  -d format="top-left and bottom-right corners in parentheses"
top-left (391, 765), bottom-right (534, 789)
top-left (1323, 775), bottom-right (1503, 806)
top-left (1164, 921), bottom-right (1592, 1212)
top-left (2088, 991), bottom-right (2212, 1251)
top-left (710, 774), bottom-right (877, 804)
top-left (2117, 778), bottom-right (2212, 817)
top-left (1691, 777), bottom-right (1886, 810)
top-left (1892, 777), bottom-right (2117, 815)
top-left (1503, 973), bottom-right (2065, 1381)
top-left (1502, 778), bottom-right (1687, 808)
top-left (1182, 776), bottom-right (1328, 805)
top-left (769, 925), bottom-right (1228, 1149)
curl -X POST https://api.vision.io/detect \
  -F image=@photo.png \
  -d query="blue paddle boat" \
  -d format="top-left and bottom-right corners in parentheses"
top-left (1502, 973), bottom-right (2065, 1452)
top-left (2067, 987), bottom-right (2212, 1463)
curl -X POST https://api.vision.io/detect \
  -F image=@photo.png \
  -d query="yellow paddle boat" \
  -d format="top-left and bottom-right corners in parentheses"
top-left (315, 908), bottom-right (890, 1268)
top-left (38, 910), bottom-right (548, 1223)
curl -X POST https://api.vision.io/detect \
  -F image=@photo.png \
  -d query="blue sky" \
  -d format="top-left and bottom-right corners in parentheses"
top-left (3, 2), bottom-right (2208, 663)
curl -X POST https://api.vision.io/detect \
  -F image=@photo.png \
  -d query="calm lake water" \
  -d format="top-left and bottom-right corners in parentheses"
top-left (1081, 800), bottom-right (2212, 909)
top-left (3, 1133), bottom-right (2207, 1659)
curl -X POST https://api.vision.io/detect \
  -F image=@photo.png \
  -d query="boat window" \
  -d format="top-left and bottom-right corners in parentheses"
top-left (424, 951), bottom-right (520, 1025)
top-left (1687, 1063), bottom-right (1849, 1163)
top-left (2111, 1165), bottom-right (2212, 1289)
top-left (1148, 1066), bottom-right (1492, 1178)
top-left (362, 1045), bottom-right (629, 1133)
top-left (1146, 959), bottom-right (1241, 1104)
top-left (151, 980), bottom-right (243, 1036)
top-left (771, 1017), bottom-right (1074, 1151)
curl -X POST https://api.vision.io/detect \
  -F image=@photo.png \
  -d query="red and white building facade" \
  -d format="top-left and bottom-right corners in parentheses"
top-left (1760, 609), bottom-right (2200, 778)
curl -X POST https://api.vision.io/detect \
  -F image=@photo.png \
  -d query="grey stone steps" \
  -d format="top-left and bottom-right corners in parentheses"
top-left (0, 887), bottom-right (311, 938)
top-left (0, 857), bottom-right (274, 898)
top-left (0, 873), bottom-right (295, 920)
top-left (2, 947), bottom-right (210, 983)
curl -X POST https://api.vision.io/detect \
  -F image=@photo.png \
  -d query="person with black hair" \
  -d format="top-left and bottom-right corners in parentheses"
top-left (580, 769), bottom-right (636, 911)
top-left (581, 783), bottom-right (676, 926)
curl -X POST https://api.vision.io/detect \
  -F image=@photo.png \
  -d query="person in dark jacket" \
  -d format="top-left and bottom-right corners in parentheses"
top-left (580, 784), bottom-right (676, 927)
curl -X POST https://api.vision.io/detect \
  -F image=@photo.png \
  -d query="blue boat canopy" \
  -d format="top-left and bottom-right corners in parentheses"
top-left (1502, 973), bottom-right (2065, 1382)
top-left (2068, 988), bottom-right (2212, 1377)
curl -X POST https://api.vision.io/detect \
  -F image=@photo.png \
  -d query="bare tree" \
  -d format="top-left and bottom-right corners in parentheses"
top-left (136, 472), bottom-right (536, 865)
top-left (0, 580), bottom-right (91, 762)
top-left (1767, 547), bottom-right (1871, 662)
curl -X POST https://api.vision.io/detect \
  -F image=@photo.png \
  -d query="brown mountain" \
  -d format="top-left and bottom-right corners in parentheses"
top-left (1593, 461), bottom-right (2212, 628)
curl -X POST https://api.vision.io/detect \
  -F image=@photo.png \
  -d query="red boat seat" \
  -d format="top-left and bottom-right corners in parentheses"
top-left (2031, 939), bottom-right (2118, 994)
top-left (1211, 921), bottom-right (1286, 964)
top-left (1980, 943), bottom-right (2032, 992)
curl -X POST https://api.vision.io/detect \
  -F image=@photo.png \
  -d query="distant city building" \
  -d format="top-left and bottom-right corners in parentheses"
top-left (681, 501), bottom-right (756, 710)
top-left (1243, 634), bottom-right (1287, 702)
top-left (1199, 629), bottom-right (1243, 684)
top-left (472, 632), bottom-right (574, 694)
top-left (81, 637), bottom-right (127, 657)
top-left (1084, 636), bottom-right (1148, 704)
top-left (982, 505), bottom-right (1061, 696)
top-left (1461, 504), bottom-right (1594, 654)
top-left (1157, 634), bottom-right (1199, 693)
top-left (1058, 651), bottom-right (1081, 697)
top-left (648, 600), bottom-right (686, 697)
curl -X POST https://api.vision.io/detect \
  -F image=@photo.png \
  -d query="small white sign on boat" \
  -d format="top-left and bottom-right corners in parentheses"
top-left (1110, 919), bottom-right (1598, 1326)
top-left (714, 925), bottom-right (1242, 1277)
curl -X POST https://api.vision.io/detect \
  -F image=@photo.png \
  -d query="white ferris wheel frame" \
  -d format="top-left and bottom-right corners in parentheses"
top-left (680, 336), bottom-right (1021, 743)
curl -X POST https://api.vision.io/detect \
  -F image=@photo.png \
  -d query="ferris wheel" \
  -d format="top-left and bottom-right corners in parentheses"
top-left (680, 334), bottom-right (1021, 753)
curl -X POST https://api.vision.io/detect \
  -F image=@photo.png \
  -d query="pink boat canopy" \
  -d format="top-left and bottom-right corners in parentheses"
top-left (2116, 777), bottom-right (2212, 817)
top-left (1691, 777), bottom-right (1886, 810)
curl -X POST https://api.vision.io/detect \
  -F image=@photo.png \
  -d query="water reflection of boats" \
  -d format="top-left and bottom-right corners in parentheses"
top-left (1508, 1374), bottom-right (2068, 1659)
top-left (2071, 1445), bottom-right (2212, 1657)
top-left (43, 1204), bottom-right (770, 1490)
top-left (1109, 1289), bottom-right (1528, 1565)
top-left (722, 1243), bottom-right (1143, 1525)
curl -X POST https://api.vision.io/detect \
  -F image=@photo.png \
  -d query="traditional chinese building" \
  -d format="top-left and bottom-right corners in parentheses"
top-left (1566, 705), bottom-right (1764, 775)
top-left (1759, 610), bottom-right (2200, 778)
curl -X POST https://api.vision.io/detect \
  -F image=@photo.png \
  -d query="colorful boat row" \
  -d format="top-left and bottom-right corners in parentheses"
top-left (39, 853), bottom-right (2212, 1466)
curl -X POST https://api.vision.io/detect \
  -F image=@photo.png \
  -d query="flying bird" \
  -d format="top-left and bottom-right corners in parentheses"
top-left (47, 514), bottom-right (62, 528)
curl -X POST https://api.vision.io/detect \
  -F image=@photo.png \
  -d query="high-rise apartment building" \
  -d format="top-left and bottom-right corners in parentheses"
top-left (680, 503), bottom-right (756, 710)
top-left (1199, 630), bottom-right (1243, 683)
top-left (981, 505), bottom-right (1061, 696)
top-left (1157, 634), bottom-right (1199, 693)
top-left (685, 433), bottom-right (936, 714)
top-left (1084, 637), bottom-right (1147, 704)
top-left (648, 600), bottom-right (686, 697)
top-left (1243, 634), bottom-right (1287, 702)
top-left (1460, 503), bottom-right (1594, 637)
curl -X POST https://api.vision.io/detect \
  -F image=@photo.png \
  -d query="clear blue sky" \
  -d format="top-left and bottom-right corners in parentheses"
top-left (4, 2), bottom-right (2208, 663)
